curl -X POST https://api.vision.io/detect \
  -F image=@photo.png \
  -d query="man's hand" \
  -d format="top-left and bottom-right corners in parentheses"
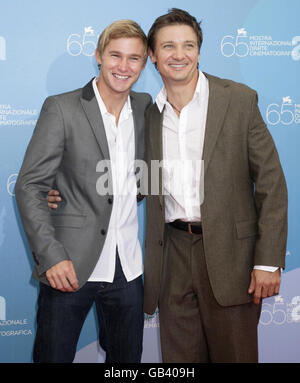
top-left (248, 269), bottom-right (281, 305)
top-left (47, 189), bottom-right (61, 209)
top-left (46, 260), bottom-right (79, 292)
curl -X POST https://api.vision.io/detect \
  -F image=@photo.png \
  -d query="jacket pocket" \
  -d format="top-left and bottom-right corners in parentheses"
top-left (51, 214), bottom-right (86, 228)
top-left (236, 220), bottom-right (258, 239)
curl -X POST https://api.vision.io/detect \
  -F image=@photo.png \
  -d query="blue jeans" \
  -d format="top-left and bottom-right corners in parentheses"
top-left (33, 254), bottom-right (144, 363)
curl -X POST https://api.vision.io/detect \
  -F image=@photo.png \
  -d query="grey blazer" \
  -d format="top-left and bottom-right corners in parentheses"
top-left (15, 79), bottom-right (152, 288)
top-left (143, 73), bottom-right (288, 313)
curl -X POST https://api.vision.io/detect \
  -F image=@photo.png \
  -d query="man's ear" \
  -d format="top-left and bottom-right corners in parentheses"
top-left (95, 48), bottom-right (102, 67)
top-left (148, 48), bottom-right (156, 64)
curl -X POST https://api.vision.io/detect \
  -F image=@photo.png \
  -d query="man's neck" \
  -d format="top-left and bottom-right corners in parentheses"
top-left (96, 79), bottom-right (129, 125)
top-left (164, 71), bottom-right (199, 113)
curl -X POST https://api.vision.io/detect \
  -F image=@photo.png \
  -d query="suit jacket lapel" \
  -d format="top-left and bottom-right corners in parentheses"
top-left (202, 73), bottom-right (231, 175)
top-left (150, 104), bottom-right (164, 207)
top-left (80, 79), bottom-right (110, 160)
top-left (151, 105), bottom-right (164, 163)
top-left (130, 94), bottom-right (140, 162)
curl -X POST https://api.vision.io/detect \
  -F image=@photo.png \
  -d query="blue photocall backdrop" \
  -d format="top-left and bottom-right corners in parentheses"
top-left (0, 0), bottom-right (299, 363)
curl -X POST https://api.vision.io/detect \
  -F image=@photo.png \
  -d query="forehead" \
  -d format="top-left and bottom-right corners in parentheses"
top-left (104, 37), bottom-right (145, 54)
top-left (155, 24), bottom-right (198, 43)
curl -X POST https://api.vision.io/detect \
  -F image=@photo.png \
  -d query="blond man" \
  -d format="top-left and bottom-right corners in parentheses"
top-left (15, 20), bottom-right (151, 363)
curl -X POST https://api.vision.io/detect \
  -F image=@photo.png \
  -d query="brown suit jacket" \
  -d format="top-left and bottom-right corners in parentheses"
top-left (143, 73), bottom-right (287, 314)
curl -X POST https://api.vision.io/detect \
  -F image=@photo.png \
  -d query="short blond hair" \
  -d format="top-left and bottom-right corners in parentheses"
top-left (97, 20), bottom-right (148, 61)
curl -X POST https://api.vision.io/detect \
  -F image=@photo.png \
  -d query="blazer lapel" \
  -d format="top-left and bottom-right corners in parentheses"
top-left (150, 104), bottom-right (164, 207)
top-left (80, 79), bottom-right (110, 160)
top-left (202, 73), bottom-right (231, 175)
top-left (150, 104), bottom-right (164, 162)
top-left (130, 94), bottom-right (140, 162)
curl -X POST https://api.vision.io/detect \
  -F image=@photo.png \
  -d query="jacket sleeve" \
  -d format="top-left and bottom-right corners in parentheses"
top-left (248, 92), bottom-right (288, 268)
top-left (15, 96), bottom-right (69, 276)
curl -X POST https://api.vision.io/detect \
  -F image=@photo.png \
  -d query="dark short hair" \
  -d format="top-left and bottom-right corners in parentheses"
top-left (147, 8), bottom-right (203, 53)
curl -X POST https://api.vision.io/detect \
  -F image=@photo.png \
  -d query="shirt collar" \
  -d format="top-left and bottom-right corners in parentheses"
top-left (92, 77), bottom-right (132, 119)
top-left (155, 70), bottom-right (206, 113)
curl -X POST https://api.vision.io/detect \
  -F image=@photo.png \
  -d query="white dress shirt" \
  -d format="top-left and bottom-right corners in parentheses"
top-left (155, 71), bottom-right (277, 273)
top-left (156, 70), bottom-right (208, 223)
top-left (88, 78), bottom-right (143, 282)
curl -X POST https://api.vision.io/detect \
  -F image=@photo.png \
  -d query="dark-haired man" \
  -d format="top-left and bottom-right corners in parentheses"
top-left (143, 8), bottom-right (287, 363)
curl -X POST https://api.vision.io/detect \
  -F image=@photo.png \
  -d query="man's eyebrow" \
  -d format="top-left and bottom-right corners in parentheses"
top-left (160, 40), bottom-right (197, 45)
top-left (108, 50), bottom-right (121, 54)
top-left (108, 50), bottom-right (142, 57)
top-left (130, 53), bottom-right (143, 58)
top-left (159, 40), bottom-right (174, 45)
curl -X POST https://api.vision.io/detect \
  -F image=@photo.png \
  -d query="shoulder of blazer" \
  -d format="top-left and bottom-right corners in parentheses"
top-left (203, 72), bottom-right (257, 98)
top-left (130, 90), bottom-right (152, 107)
top-left (44, 79), bottom-right (94, 109)
top-left (81, 78), bottom-right (95, 101)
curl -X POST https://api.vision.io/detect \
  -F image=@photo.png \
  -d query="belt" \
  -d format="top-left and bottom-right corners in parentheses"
top-left (169, 220), bottom-right (202, 235)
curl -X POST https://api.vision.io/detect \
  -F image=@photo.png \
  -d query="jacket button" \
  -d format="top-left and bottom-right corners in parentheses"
top-left (108, 197), bottom-right (113, 204)
top-left (101, 229), bottom-right (106, 235)
top-left (158, 240), bottom-right (163, 246)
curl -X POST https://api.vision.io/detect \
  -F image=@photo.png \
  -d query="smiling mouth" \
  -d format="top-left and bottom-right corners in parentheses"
top-left (112, 73), bottom-right (131, 80)
top-left (169, 63), bottom-right (188, 69)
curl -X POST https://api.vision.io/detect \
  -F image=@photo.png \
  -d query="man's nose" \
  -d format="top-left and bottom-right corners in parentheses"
top-left (118, 57), bottom-right (128, 72)
top-left (172, 46), bottom-right (185, 60)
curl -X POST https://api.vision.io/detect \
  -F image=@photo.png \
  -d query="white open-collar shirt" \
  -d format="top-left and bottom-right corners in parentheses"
top-left (156, 70), bottom-right (208, 223)
top-left (88, 78), bottom-right (143, 282)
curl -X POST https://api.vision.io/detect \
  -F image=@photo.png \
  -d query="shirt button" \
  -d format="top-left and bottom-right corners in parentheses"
top-left (101, 229), bottom-right (106, 235)
top-left (108, 197), bottom-right (113, 204)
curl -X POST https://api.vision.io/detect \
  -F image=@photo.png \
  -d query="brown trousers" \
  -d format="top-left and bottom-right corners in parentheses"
top-left (158, 224), bottom-right (262, 363)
